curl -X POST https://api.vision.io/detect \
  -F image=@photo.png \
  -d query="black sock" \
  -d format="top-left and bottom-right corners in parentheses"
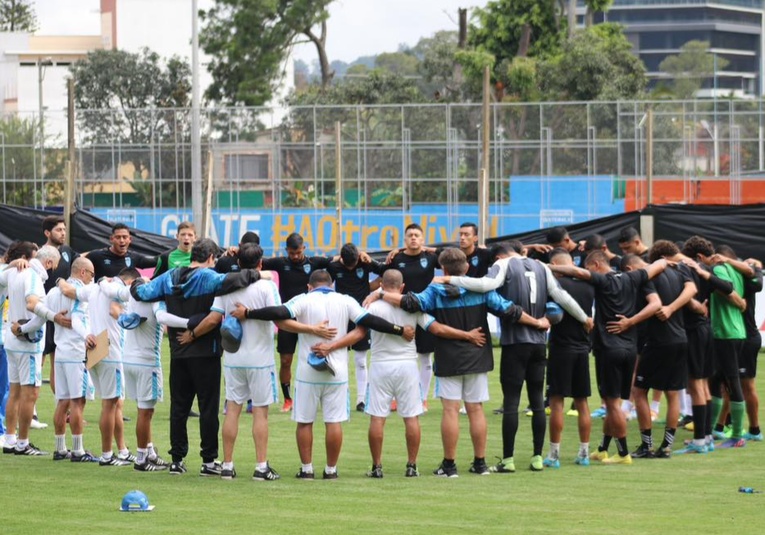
top-left (660, 428), bottom-right (676, 449)
top-left (281, 382), bottom-right (291, 401)
top-left (705, 401), bottom-right (713, 436)
top-left (640, 428), bottom-right (653, 449)
top-left (443, 458), bottom-right (456, 466)
top-left (599, 435), bottom-right (612, 452)
top-left (750, 426), bottom-right (761, 435)
top-left (616, 437), bottom-right (629, 457)
top-left (474, 456), bottom-right (485, 465)
top-left (724, 412), bottom-right (732, 426)
top-left (692, 404), bottom-right (706, 440)
top-left (714, 423), bottom-right (725, 433)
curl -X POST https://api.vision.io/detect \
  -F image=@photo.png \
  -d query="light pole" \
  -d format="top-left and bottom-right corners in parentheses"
top-left (38, 56), bottom-right (53, 209)
top-left (191, 0), bottom-right (203, 233)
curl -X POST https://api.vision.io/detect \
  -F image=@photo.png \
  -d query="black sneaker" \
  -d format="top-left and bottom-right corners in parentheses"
top-left (433, 462), bottom-right (459, 478)
top-left (15, 443), bottom-right (48, 456)
top-left (53, 450), bottom-right (72, 461)
top-left (3, 445), bottom-right (16, 454)
top-left (469, 459), bottom-right (490, 475)
top-left (253, 464), bottom-right (281, 481)
top-left (200, 462), bottom-right (223, 476)
top-left (322, 470), bottom-right (338, 480)
top-left (492, 406), bottom-right (505, 415)
top-left (169, 461), bottom-right (187, 475)
top-left (100, 456), bottom-right (131, 466)
top-left (405, 463), bottom-right (420, 477)
top-left (356, 401), bottom-right (366, 412)
top-left (134, 461), bottom-right (166, 472)
top-left (366, 464), bottom-right (383, 478)
top-left (189, 410), bottom-right (200, 418)
top-left (677, 414), bottom-right (693, 428)
top-left (295, 469), bottom-right (315, 480)
top-left (117, 451), bottom-right (137, 463)
top-left (71, 451), bottom-right (98, 463)
top-left (655, 446), bottom-right (672, 459)
top-left (631, 444), bottom-right (655, 459)
top-left (148, 454), bottom-right (170, 468)
top-left (221, 467), bottom-right (237, 480)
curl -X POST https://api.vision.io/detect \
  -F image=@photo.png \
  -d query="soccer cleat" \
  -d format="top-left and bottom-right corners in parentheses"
top-left (525, 407), bottom-right (533, 417)
top-left (574, 455), bottom-right (590, 466)
top-left (712, 429), bottom-right (728, 440)
top-left (566, 409), bottom-right (579, 417)
top-left (281, 399), bottom-right (293, 413)
top-left (706, 439), bottom-right (716, 453)
top-left (459, 406), bottom-right (467, 415)
top-left (135, 461), bottom-right (166, 472)
top-left (100, 456), bottom-right (130, 466)
top-left (390, 400), bottom-right (398, 412)
top-left (489, 457), bottom-right (515, 473)
top-left (675, 443), bottom-right (707, 455)
top-left (220, 467), bottom-right (237, 480)
top-left (684, 422), bottom-right (695, 432)
top-left (529, 455), bottom-right (544, 471)
top-left (71, 451), bottom-right (98, 463)
top-left (253, 464), bottom-right (281, 481)
top-left (405, 463), bottom-right (420, 478)
top-left (650, 410), bottom-right (660, 422)
top-left (53, 450), bottom-right (72, 461)
top-left (631, 444), bottom-right (655, 459)
top-left (590, 407), bottom-right (607, 419)
top-left (589, 450), bottom-right (609, 462)
top-left (743, 432), bottom-right (764, 441)
top-left (366, 464), bottom-right (384, 478)
top-left (627, 409), bottom-right (638, 421)
top-left (602, 453), bottom-right (632, 465)
top-left (169, 461), bottom-right (187, 475)
top-left (200, 462), bottom-right (223, 476)
top-left (30, 416), bottom-right (48, 430)
top-left (433, 462), bottom-right (459, 478)
top-left (655, 447), bottom-right (672, 459)
top-left (545, 407), bottom-right (552, 416)
top-left (356, 401), bottom-right (366, 412)
top-left (543, 457), bottom-right (560, 469)
top-left (492, 406), bottom-right (505, 415)
top-left (118, 451), bottom-right (137, 463)
top-left (677, 414), bottom-right (693, 428)
top-left (15, 443), bottom-right (48, 456)
top-left (246, 400), bottom-right (253, 414)
top-left (295, 469), bottom-right (315, 480)
top-left (3, 445), bottom-right (17, 454)
top-left (188, 410), bottom-right (200, 418)
top-left (718, 438), bottom-right (746, 449)
top-left (469, 459), bottom-right (490, 475)
top-left (148, 455), bottom-right (170, 468)
top-left (322, 470), bottom-right (338, 480)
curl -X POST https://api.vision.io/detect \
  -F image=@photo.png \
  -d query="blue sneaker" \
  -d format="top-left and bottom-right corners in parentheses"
top-left (675, 443), bottom-right (707, 455)
top-left (542, 457), bottom-right (560, 469)
top-left (590, 407), bottom-right (607, 419)
top-left (574, 454), bottom-right (590, 466)
top-left (706, 439), bottom-right (715, 452)
top-left (718, 438), bottom-right (746, 449)
top-left (712, 430), bottom-right (728, 440)
top-left (743, 432), bottom-right (764, 441)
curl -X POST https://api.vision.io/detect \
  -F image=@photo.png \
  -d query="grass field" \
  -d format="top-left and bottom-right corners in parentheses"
top-left (2, 343), bottom-right (765, 534)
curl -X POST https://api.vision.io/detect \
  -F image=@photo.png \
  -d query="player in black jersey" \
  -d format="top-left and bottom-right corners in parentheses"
top-left (546, 227), bottom-right (584, 267)
top-left (215, 232), bottom-right (260, 274)
top-left (86, 223), bottom-right (157, 280)
top-left (617, 227), bottom-right (649, 261)
top-left (327, 243), bottom-right (385, 411)
top-left (262, 233), bottom-right (331, 412)
top-left (583, 234), bottom-right (622, 272)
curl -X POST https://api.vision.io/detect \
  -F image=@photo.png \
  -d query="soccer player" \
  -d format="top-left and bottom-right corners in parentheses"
top-left (617, 227), bottom-right (649, 260)
top-left (262, 232), bottom-right (331, 412)
top-left (546, 226), bottom-right (583, 266)
top-left (86, 223), bottom-right (157, 280)
top-left (215, 231), bottom-right (260, 273)
top-left (327, 243), bottom-right (385, 411)
top-left (457, 222), bottom-right (494, 278)
top-left (544, 248), bottom-right (595, 467)
top-left (582, 234), bottom-right (622, 271)
top-left (153, 221), bottom-right (197, 278)
top-left (46, 257), bottom-right (98, 462)
top-left (233, 269), bottom-right (416, 480)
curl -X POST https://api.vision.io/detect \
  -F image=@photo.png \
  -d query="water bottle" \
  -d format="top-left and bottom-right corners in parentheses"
top-left (739, 487), bottom-right (757, 494)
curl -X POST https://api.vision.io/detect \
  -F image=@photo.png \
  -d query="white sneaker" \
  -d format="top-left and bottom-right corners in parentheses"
top-left (30, 418), bottom-right (48, 430)
top-left (0, 436), bottom-right (6, 448)
top-left (459, 406), bottom-right (467, 415)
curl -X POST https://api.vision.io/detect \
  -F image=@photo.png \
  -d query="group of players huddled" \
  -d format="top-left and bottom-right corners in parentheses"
top-left (0, 216), bottom-right (760, 480)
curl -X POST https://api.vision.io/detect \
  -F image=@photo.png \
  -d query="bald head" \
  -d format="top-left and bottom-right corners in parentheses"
top-left (71, 257), bottom-right (95, 283)
top-left (381, 269), bottom-right (404, 292)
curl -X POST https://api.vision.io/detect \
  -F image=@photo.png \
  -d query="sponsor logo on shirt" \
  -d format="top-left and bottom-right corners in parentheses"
top-left (471, 256), bottom-right (478, 266)
top-left (104, 259), bottom-right (111, 265)
top-left (397, 262), bottom-right (406, 269)
top-left (303, 264), bottom-right (311, 274)
top-left (125, 257), bottom-right (132, 267)
top-left (356, 267), bottom-right (364, 279)
top-left (62, 251), bottom-right (70, 263)
top-left (419, 258), bottom-right (428, 269)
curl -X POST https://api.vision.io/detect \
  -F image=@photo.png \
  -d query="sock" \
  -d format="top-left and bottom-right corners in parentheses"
top-left (17, 438), bottom-right (29, 449)
top-left (725, 412), bottom-right (732, 426)
top-left (548, 442), bottom-right (560, 460)
top-left (710, 397), bottom-right (723, 429)
top-left (616, 437), bottom-right (629, 457)
top-left (354, 351), bottom-right (368, 403)
top-left (691, 404), bottom-right (706, 440)
top-left (640, 428), bottom-right (653, 449)
top-left (750, 426), bottom-right (761, 435)
top-left (705, 400), bottom-right (714, 436)
top-left (118, 448), bottom-right (130, 458)
top-left (147, 443), bottom-right (157, 460)
top-left (681, 389), bottom-right (691, 415)
top-left (33, 406), bottom-right (38, 418)
top-left (442, 458), bottom-right (456, 466)
top-left (660, 428), bottom-right (676, 449)
top-left (730, 400), bottom-right (745, 439)
top-left (136, 448), bottom-right (148, 465)
top-left (102, 450), bottom-right (113, 460)
top-left (281, 382), bottom-right (291, 401)
top-left (579, 442), bottom-right (589, 457)
top-left (257, 461), bottom-right (268, 472)
top-left (650, 400), bottom-right (660, 414)
top-left (324, 465), bottom-right (337, 475)
top-left (418, 353), bottom-right (432, 400)
top-left (714, 422), bottom-right (725, 433)
top-left (599, 435), bottom-right (612, 452)
top-left (4, 434), bottom-right (16, 447)
top-left (72, 434), bottom-right (83, 455)
top-left (301, 463), bottom-right (313, 474)
top-left (222, 461), bottom-right (234, 470)
top-left (204, 461), bottom-right (218, 468)
top-left (55, 434), bottom-right (66, 453)
top-left (621, 400), bottom-right (633, 413)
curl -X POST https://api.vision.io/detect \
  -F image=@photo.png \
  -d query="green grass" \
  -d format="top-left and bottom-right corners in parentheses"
top-left (3, 343), bottom-right (765, 534)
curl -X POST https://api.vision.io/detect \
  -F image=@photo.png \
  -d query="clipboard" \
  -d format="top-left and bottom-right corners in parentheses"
top-left (86, 330), bottom-right (110, 370)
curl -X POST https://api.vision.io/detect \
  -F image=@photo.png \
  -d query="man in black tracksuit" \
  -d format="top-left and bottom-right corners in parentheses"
top-left (131, 238), bottom-right (261, 476)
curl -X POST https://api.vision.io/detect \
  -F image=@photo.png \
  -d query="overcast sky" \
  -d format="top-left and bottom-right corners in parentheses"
top-left (32, 0), bottom-right (482, 63)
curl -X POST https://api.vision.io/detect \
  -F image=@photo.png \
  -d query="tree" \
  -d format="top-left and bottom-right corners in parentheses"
top-left (659, 40), bottom-right (728, 99)
top-left (414, 31), bottom-right (462, 100)
top-left (584, 0), bottom-right (613, 27)
top-left (374, 52), bottom-right (419, 77)
top-left (200, 0), bottom-right (334, 106)
top-left (0, 0), bottom-right (37, 31)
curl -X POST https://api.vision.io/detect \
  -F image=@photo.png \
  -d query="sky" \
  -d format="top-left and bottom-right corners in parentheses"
top-left (32, 0), bottom-right (482, 64)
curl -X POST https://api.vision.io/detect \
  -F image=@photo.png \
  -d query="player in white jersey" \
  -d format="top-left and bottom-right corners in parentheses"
top-left (312, 269), bottom-right (487, 478)
top-left (47, 257), bottom-right (98, 462)
top-left (0, 243), bottom-right (63, 456)
top-left (232, 269), bottom-right (416, 480)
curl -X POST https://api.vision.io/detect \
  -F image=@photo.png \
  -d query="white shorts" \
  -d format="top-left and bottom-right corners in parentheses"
top-left (7, 351), bottom-right (42, 387)
top-left (54, 361), bottom-right (94, 401)
top-left (435, 373), bottom-right (490, 403)
top-left (292, 381), bottom-right (349, 424)
top-left (224, 365), bottom-right (278, 407)
top-left (365, 360), bottom-right (422, 418)
top-left (124, 363), bottom-right (163, 409)
top-left (89, 361), bottom-right (125, 400)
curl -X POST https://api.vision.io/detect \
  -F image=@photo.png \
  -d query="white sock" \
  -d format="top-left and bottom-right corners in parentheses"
top-left (355, 351), bottom-right (368, 403)
top-left (301, 463), bottom-right (313, 474)
top-left (621, 400), bottom-right (633, 413)
top-left (4, 434), bottom-right (17, 447)
top-left (55, 434), bottom-right (66, 453)
top-left (418, 353), bottom-right (432, 400)
top-left (102, 450), bottom-right (113, 460)
top-left (118, 448), bottom-right (130, 458)
top-left (681, 390), bottom-right (691, 415)
top-left (72, 434), bottom-right (84, 455)
top-left (136, 448), bottom-right (148, 465)
top-left (549, 442), bottom-right (560, 460)
top-left (256, 461), bottom-right (268, 472)
top-left (324, 465), bottom-right (336, 475)
top-left (222, 461), bottom-right (234, 470)
top-left (17, 438), bottom-right (29, 449)
top-left (204, 461), bottom-right (217, 468)
top-left (147, 443), bottom-right (157, 460)
top-left (650, 400), bottom-right (660, 414)
top-left (579, 442), bottom-right (589, 457)
top-left (33, 406), bottom-right (38, 417)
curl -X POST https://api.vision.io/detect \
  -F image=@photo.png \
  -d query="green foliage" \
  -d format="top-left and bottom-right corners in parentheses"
top-left (0, 0), bottom-right (37, 31)
top-left (374, 52), bottom-right (419, 76)
top-left (413, 31), bottom-right (461, 99)
top-left (659, 40), bottom-right (729, 99)
top-left (200, 0), bottom-right (333, 106)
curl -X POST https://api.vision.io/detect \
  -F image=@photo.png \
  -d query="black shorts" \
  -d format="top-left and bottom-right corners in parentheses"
top-left (276, 330), bottom-right (298, 355)
top-left (714, 338), bottom-right (744, 379)
top-left (499, 343), bottom-right (547, 388)
top-left (687, 324), bottom-right (715, 379)
top-left (634, 342), bottom-right (687, 391)
top-left (740, 336), bottom-right (761, 379)
top-left (43, 321), bottom-right (56, 355)
top-left (594, 348), bottom-right (636, 400)
top-left (546, 349), bottom-right (591, 399)
top-left (415, 326), bottom-right (436, 355)
top-left (347, 321), bottom-right (370, 352)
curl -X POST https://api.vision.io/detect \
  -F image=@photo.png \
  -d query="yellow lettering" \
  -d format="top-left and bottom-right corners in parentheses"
top-left (298, 216), bottom-right (315, 250)
top-left (361, 225), bottom-right (378, 250)
top-left (489, 216), bottom-right (499, 238)
top-left (317, 216), bottom-right (337, 251)
top-left (273, 216), bottom-right (296, 249)
top-left (381, 226), bottom-right (399, 249)
top-left (342, 218), bottom-right (360, 245)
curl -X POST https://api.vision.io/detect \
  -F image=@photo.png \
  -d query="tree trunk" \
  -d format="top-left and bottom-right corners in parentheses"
top-left (568, 0), bottom-right (577, 38)
top-left (304, 20), bottom-right (334, 89)
top-left (517, 24), bottom-right (532, 57)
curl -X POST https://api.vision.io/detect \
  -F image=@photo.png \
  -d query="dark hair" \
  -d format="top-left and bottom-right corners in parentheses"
top-left (111, 223), bottom-right (131, 236)
top-left (42, 215), bottom-right (65, 234)
top-left (340, 243), bottom-right (359, 266)
top-left (716, 244), bottom-right (737, 259)
top-left (584, 250), bottom-right (609, 267)
top-left (459, 222), bottom-right (478, 235)
top-left (308, 269), bottom-right (332, 287)
top-left (239, 231), bottom-right (260, 246)
top-left (6, 241), bottom-right (38, 262)
top-left (546, 226), bottom-right (569, 245)
top-left (438, 247), bottom-right (468, 276)
top-left (489, 243), bottom-right (510, 262)
top-left (620, 253), bottom-right (643, 271)
top-left (238, 243), bottom-right (264, 269)
top-left (649, 240), bottom-right (680, 263)
top-left (191, 238), bottom-right (219, 263)
top-left (506, 240), bottom-right (524, 254)
top-left (286, 232), bottom-right (303, 249)
top-left (584, 234), bottom-right (606, 253)
top-left (682, 235), bottom-right (714, 258)
top-left (405, 223), bottom-right (423, 234)
top-left (618, 226), bottom-right (640, 244)
top-left (548, 247), bottom-right (571, 263)
top-left (117, 267), bottom-right (141, 282)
